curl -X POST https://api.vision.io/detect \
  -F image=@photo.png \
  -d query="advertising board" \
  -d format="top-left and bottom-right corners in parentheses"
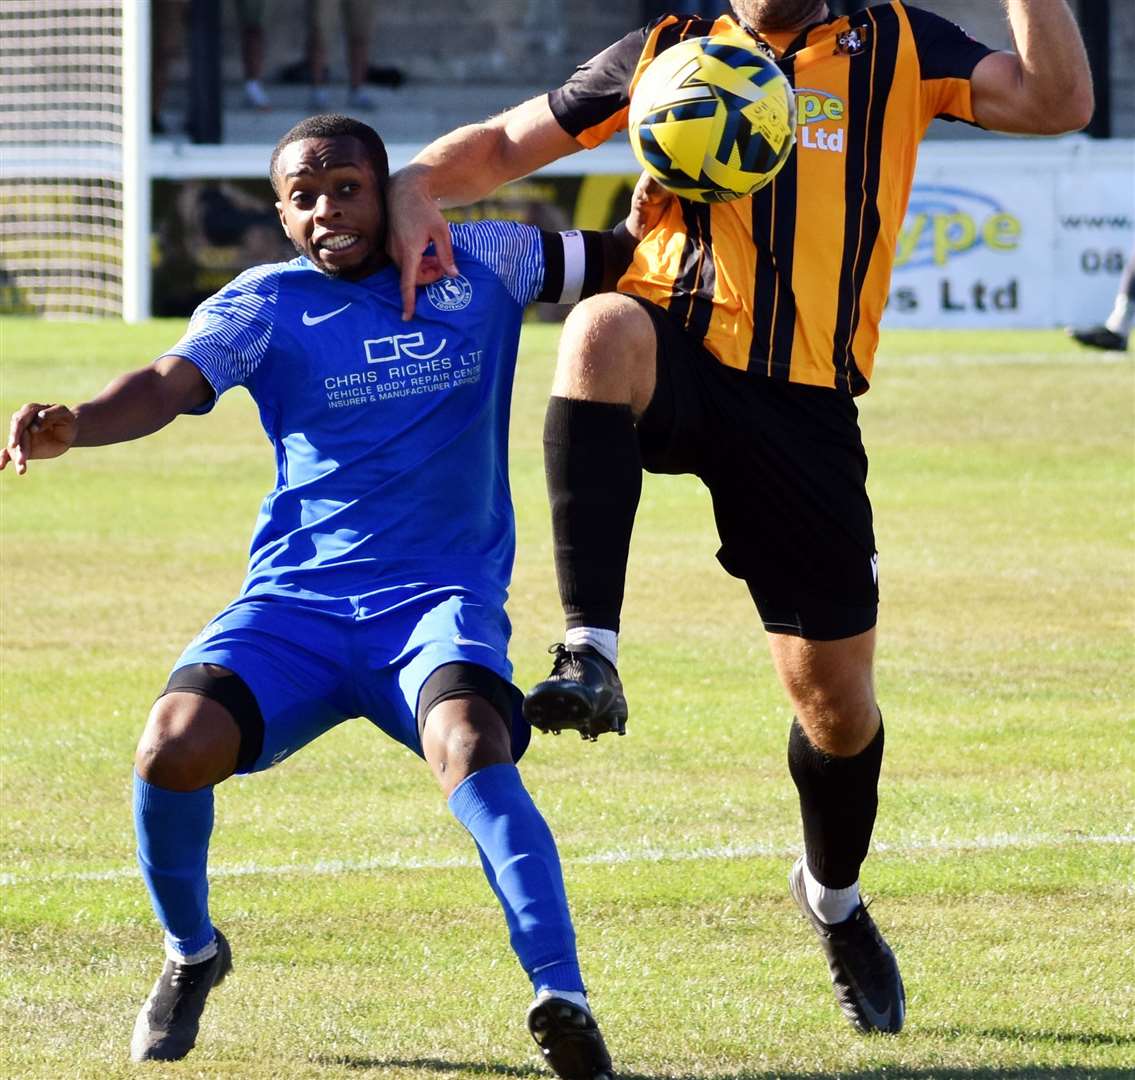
top-left (150, 139), bottom-right (1133, 327)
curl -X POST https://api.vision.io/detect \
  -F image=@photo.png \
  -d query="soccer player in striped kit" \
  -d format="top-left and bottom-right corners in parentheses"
top-left (387, 0), bottom-right (1093, 1037)
top-left (3, 114), bottom-right (657, 1078)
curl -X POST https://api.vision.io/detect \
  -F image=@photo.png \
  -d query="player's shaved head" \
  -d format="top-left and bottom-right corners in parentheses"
top-left (732, 0), bottom-right (829, 31)
top-left (270, 114), bottom-right (389, 195)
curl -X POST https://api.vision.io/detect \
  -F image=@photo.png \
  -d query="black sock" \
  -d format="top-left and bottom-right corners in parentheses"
top-left (543, 396), bottom-right (642, 632)
top-left (787, 716), bottom-right (884, 888)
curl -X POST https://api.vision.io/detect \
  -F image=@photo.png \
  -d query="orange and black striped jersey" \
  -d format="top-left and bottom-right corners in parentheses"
top-left (548, 2), bottom-right (994, 393)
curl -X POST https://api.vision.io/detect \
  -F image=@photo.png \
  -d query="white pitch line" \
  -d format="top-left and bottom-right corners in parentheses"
top-left (1, 832), bottom-right (1131, 888)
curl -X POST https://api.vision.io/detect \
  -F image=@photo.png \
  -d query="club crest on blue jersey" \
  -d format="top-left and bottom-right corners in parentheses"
top-left (427, 274), bottom-right (474, 312)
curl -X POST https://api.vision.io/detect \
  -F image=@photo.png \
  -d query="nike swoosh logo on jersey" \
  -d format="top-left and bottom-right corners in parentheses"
top-left (302, 303), bottom-right (352, 326)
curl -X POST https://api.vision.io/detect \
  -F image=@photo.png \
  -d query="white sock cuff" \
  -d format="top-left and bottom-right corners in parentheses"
top-left (803, 861), bottom-right (861, 925)
top-left (564, 627), bottom-right (618, 667)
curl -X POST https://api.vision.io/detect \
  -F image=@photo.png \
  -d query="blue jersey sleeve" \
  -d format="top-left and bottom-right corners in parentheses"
top-left (449, 220), bottom-right (546, 307)
top-left (162, 263), bottom-right (281, 411)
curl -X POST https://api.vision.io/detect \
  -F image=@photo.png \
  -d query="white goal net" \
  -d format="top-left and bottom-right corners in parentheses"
top-left (0, 1), bottom-right (149, 320)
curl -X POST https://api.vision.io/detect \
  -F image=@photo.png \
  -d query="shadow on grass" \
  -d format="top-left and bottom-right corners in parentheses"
top-left (320, 1059), bottom-right (1134, 1080)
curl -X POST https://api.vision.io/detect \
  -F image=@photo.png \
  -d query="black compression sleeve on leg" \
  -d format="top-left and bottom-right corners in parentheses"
top-left (543, 396), bottom-right (642, 632)
top-left (787, 716), bottom-right (884, 889)
top-left (161, 663), bottom-right (265, 773)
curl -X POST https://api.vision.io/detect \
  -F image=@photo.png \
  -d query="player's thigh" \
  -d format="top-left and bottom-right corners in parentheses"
top-left (167, 600), bottom-right (354, 775)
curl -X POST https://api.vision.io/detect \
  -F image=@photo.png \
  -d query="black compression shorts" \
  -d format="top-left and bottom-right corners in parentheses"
top-left (416, 661), bottom-right (521, 737)
top-left (630, 295), bottom-right (878, 640)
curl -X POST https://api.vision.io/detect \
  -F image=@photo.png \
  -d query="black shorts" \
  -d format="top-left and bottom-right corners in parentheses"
top-left (631, 296), bottom-right (878, 641)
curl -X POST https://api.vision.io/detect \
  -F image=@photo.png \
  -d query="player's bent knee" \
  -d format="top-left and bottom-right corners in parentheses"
top-left (555, 294), bottom-right (656, 402)
top-left (769, 634), bottom-right (879, 755)
top-left (794, 687), bottom-right (876, 737)
top-left (432, 708), bottom-right (511, 764)
top-left (558, 293), bottom-right (655, 357)
top-left (791, 678), bottom-right (879, 757)
top-left (135, 664), bottom-right (258, 790)
top-left (422, 702), bottom-right (513, 795)
top-left (135, 702), bottom-right (232, 791)
top-left (418, 663), bottom-right (515, 793)
top-left (787, 663), bottom-right (874, 716)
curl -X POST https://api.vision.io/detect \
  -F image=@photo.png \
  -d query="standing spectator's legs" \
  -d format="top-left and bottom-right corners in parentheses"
top-left (307, 0), bottom-right (377, 110)
top-left (343, 0), bottom-right (378, 109)
top-left (151, 0), bottom-right (188, 133)
top-left (237, 0), bottom-right (270, 109)
top-left (306, 0), bottom-right (334, 108)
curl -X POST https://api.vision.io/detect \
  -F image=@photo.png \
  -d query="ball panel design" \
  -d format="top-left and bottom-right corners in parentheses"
top-left (629, 35), bottom-right (797, 203)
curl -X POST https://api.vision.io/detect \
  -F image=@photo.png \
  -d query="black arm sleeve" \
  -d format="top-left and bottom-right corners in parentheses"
top-left (535, 229), bottom-right (611, 304)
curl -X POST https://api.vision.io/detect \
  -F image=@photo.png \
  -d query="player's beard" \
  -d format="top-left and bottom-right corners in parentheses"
top-left (732, 0), bottom-right (828, 31)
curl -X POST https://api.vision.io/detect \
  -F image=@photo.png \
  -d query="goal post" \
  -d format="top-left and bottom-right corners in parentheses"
top-left (0, 1), bottom-right (152, 321)
top-left (122, 0), bottom-right (152, 323)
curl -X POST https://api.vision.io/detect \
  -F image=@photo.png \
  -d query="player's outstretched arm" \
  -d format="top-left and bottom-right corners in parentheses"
top-left (970, 0), bottom-right (1093, 135)
top-left (388, 95), bottom-right (581, 320)
top-left (1, 355), bottom-right (212, 475)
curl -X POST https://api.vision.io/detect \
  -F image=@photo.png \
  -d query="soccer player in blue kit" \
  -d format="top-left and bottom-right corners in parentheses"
top-left (2, 115), bottom-right (652, 1078)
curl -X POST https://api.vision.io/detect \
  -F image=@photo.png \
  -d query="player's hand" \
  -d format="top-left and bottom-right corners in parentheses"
top-left (626, 172), bottom-right (673, 242)
top-left (0, 403), bottom-right (78, 475)
top-left (386, 167), bottom-right (459, 321)
top-left (415, 254), bottom-right (447, 286)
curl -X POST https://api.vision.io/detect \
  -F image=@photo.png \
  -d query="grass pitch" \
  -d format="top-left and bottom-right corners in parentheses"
top-left (1, 318), bottom-right (1132, 1079)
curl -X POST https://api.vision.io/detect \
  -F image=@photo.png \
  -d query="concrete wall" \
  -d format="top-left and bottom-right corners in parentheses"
top-left (215, 0), bottom-right (632, 86)
top-left (207, 0), bottom-right (1132, 135)
top-left (927, 0), bottom-right (1133, 137)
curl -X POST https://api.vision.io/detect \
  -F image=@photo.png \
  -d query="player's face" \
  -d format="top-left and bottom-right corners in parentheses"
top-left (275, 136), bottom-right (387, 279)
top-left (732, 0), bottom-right (828, 31)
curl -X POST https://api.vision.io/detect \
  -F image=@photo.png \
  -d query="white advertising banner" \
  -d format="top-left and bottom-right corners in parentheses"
top-left (884, 138), bottom-right (1134, 329)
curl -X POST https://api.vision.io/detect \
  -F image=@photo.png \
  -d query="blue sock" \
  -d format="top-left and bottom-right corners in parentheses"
top-left (133, 771), bottom-right (216, 959)
top-left (448, 763), bottom-right (583, 994)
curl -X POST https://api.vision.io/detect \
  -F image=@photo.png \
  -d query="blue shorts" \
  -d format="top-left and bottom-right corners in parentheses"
top-left (171, 586), bottom-right (531, 773)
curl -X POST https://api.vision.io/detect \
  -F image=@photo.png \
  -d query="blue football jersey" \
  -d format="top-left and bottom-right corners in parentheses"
top-left (165, 221), bottom-right (596, 613)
